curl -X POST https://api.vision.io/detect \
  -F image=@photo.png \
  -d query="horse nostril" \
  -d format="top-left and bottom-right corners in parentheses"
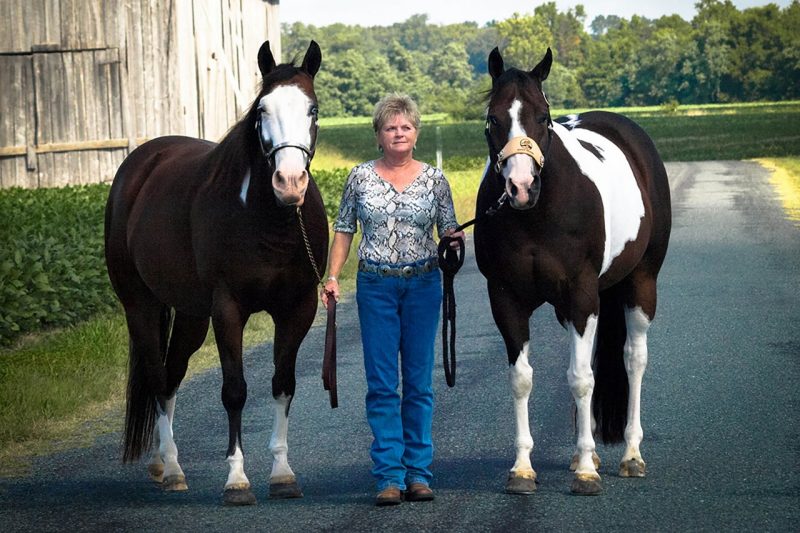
top-left (510, 184), bottom-right (518, 196)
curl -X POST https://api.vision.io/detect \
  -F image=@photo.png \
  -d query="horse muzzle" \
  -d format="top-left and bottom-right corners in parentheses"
top-left (272, 170), bottom-right (308, 206)
top-left (506, 174), bottom-right (541, 210)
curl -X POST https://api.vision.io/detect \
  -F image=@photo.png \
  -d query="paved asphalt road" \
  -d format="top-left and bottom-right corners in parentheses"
top-left (1, 161), bottom-right (798, 532)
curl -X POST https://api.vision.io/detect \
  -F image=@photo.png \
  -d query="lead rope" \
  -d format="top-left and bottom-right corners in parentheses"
top-left (437, 191), bottom-right (508, 387)
top-left (297, 206), bottom-right (338, 408)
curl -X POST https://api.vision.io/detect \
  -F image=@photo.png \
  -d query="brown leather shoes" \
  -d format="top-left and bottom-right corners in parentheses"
top-left (375, 486), bottom-right (402, 506)
top-left (405, 482), bottom-right (434, 502)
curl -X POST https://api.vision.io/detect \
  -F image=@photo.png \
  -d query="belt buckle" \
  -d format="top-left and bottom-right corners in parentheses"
top-left (380, 265), bottom-right (391, 275)
top-left (402, 265), bottom-right (414, 277)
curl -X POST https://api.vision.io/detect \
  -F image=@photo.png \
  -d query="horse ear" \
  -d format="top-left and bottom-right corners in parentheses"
top-left (258, 41), bottom-right (277, 77)
top-left (530, 47), bottom-right (553, 83)
top-left (301, 40), bottom-right (322, 78)
top-left (488, 47), bottom-right (504, 81)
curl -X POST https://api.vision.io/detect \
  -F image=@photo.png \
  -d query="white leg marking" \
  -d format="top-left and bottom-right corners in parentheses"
top-left (567, 316), bottom-right (600, 478)
top-left (622, 306), bottom-right (651, 466)
top-left (156, 395), bottom-right (185, 481)
top-left (225, 445), bottom-right (251, 490)
top-left (509, 342), bottom-right (535, 476)
top-left (269, 394), bottom-right (296, 483)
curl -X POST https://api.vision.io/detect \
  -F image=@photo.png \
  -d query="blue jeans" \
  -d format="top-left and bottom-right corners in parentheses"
top-left (356, 263), bottom-right (441, 491)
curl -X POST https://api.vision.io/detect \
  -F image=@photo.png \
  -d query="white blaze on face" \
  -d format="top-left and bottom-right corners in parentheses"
top-left (257, 85), bottom-right (314, 205)
top-left (551, 120), bottom-right (645, 275)
top-left (504, 99), bottom-right (537, 205)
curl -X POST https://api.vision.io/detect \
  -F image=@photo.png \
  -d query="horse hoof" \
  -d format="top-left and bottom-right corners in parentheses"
top-left (223, 488), bottom-right (257, 506)
top-left (162, 474), bottom-right (188, 492)
top-left (270, 479), bottom-right (303, 499)
top-left (571, 473), bottom-right (602, 495)
top-left (619, 458), bottom-right (646, 478)
top-left (505, 471), bottom-right (537, 495)
top-left (148, 463), bottom-right (164, 483)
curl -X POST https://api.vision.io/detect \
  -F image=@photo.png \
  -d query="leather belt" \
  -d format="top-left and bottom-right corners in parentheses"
top-left (358, 259), bottom-right (437, 278)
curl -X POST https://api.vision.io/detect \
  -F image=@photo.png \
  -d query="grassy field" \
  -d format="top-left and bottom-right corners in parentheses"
top-left (318, 100), bottom-right (800, 169)
top-left (2, 101), bottom-right (799, 474)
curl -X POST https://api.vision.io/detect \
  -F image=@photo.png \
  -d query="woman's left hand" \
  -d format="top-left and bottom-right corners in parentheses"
top-left (444, 229), bottom-right (465, 250)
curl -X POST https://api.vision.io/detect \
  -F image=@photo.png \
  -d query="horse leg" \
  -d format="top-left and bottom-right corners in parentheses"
top-left (488, 282), bottom-right (538, 494)
top-left (212, 291), bottom-right (255, 506)
top-left (149, 313), bottom-right (210, 490)
top-left (618, 275), bottom-right (657, 478)
top-left (566, 285), bottom-right (603, 495)
top-left (267, 291), bottom-right (316, 499)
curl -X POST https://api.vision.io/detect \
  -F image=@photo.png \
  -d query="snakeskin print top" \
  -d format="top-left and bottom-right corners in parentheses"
top-left (333, 160), bottom-right (458, 264)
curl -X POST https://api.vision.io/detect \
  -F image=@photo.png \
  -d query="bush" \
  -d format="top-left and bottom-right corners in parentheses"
top-left (0, 185), bottom-right (116, 346)
top-left (313, 167), bottom-right (351, 219)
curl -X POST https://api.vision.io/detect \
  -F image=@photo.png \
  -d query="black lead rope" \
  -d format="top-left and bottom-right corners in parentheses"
top-left (437, 191), bottom-right (508, 387)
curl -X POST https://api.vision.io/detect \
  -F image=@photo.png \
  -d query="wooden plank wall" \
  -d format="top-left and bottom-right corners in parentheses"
top-left (0, 0), bottom-right (277, 189)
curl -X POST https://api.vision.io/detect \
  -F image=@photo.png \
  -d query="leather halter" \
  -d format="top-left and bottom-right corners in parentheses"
top-left (484, 115), bottom-right (553, 175)
top-left (495, 136), bottom-right (545, 173)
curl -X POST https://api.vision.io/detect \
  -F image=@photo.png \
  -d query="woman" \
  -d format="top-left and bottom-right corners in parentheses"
top-left (321, 94), bottom-right (463, 506)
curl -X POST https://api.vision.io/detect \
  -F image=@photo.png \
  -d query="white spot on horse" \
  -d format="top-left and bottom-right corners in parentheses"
top-left (503, 99), bottom-right (537, 204)
top-left (258, 85), bottom-right (314, 205)
top-left (239, 170), bottom-right (251, 206)
top-left (552, 121), bottom-right (644, 275)
top-left (509, 342), bottom-right (535, 475)
top-left (225, 445), bottom-right (251, 490)
top-left (621, 306), bottom-right (650, 465)
top-left (563, 114), bottom-right (581, 129)
top-left (567, 315), bottom-right (599, 476)
top-left (258, 85), bottom-right (314, 172)
top-left (269, 394), bottom-right (297, 483)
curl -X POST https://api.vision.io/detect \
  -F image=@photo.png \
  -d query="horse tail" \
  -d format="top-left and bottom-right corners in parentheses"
top-left (592, 286), bottom-right (628, 444)
top-left (122, 305), bottom-right (172, 462)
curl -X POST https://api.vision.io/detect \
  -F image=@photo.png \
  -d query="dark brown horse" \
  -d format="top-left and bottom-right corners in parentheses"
top-left (104, 41), bottom-right (328, 506)
top-left (474, 47), bottom-right (671, 495)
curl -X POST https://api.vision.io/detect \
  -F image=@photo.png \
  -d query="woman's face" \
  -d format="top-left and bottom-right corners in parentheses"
top-left (377, 113), bottom-right (418, 158)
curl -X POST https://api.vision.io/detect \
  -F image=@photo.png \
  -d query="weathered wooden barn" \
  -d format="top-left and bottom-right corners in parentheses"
top-left (0, 0), bottom-right (281, 188)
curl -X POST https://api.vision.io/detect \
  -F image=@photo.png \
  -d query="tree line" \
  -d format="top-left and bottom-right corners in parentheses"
top-left (282, 0), bottom-right (799, 118)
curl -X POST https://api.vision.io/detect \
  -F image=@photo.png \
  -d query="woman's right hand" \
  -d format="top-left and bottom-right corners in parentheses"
top-left (321, 278), bottom-right (339, 309)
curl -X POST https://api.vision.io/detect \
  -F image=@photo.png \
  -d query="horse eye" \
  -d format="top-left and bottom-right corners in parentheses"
top-left (537, 115), bottom-right (548, 124)
top-left (310, 105), bottom-right (319, 117)
top-left (488, 115), bottom-right (499, 126)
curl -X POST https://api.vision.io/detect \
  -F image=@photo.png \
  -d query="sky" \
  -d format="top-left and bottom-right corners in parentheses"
top-left (279, 0), bottom-right (792, 27)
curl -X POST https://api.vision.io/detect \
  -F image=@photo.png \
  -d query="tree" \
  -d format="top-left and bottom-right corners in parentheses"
top-left (494, 13), bottom-right (554, 70)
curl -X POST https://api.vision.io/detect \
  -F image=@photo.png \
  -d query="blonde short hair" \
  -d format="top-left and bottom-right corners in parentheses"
top-left (372, 93), bottom-right (421, 133)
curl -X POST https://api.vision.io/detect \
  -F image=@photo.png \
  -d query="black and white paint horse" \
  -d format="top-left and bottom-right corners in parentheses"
top-left (474, 47), bottom-right (671, 495)
top-left (105, 41), bottom-right (327, 505)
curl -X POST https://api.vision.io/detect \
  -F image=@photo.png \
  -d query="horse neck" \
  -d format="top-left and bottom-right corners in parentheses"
top-left (205, 122), bottom-right (276, 205)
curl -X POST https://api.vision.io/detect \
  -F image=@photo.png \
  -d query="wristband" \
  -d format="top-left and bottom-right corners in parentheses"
top-left (327, 276), bottom-right (338, 282)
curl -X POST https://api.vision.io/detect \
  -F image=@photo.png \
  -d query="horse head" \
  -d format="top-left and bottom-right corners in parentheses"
top-left (253, 40), bottom-right (321, 206)
top-left (486, 47), bottom-right (553, 210)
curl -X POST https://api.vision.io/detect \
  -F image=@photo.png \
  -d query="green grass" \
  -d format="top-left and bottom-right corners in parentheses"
top-left (0, 309), bottom-right (275, 475)
top-left (318, 100), bottom-right (800, 167)
top-left (3, 100), bottom-right (799, 473)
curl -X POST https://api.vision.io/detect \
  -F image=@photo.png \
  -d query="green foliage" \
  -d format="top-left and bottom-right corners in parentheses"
top-left (0, 185), bottom-right (116, 346)
top-left (313, 167), bottom-right (351, 219)
top-left (284, 2), bottom-right (800, 117)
